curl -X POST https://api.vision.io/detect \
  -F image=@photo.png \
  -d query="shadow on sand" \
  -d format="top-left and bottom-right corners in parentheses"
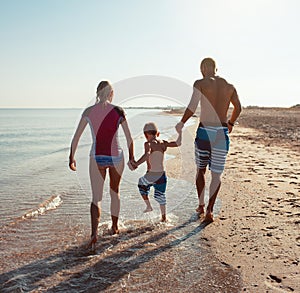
top-left (1, 214), bottom-right (241, 292)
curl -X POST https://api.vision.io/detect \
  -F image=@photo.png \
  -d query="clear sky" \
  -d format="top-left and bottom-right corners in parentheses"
top-left (1, 0), bottom-right (299, 108)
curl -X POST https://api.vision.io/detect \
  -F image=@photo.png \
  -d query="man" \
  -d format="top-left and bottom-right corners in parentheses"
top-left (176, 57), bottom-right (242, 222)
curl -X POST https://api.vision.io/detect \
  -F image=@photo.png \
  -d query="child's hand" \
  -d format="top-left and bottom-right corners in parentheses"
top-left (128, 159), bottom-right (137, 171)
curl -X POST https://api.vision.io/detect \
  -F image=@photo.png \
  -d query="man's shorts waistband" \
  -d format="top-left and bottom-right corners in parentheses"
top-left (199, 122), bottom-right (228, 128)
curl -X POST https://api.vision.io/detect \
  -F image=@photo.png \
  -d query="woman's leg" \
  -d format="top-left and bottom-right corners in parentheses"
top-left (108, 158), bottom-right (124, 233)
top-left (89, 157), bottom-right (106, 244)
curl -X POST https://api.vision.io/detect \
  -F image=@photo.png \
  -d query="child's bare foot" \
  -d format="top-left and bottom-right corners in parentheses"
top-left (161, 214), bottom-right (167, 222)
top-left (203, 212), bottom-right (214, 223)
top-left (143, 206), bottom-right (153, 213)
top-left (196, 205), bottom-right (205, 214)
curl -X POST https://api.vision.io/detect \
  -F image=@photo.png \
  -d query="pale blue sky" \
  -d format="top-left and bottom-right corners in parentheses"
top-left (0, 0), bottom-right (299, 108)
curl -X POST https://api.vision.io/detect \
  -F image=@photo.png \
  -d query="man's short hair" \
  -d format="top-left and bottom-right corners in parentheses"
top-left (201, 57), bottom-right (216, 69)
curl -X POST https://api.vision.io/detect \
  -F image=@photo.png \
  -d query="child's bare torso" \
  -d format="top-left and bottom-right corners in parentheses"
top-left (148, 139), bottom-right (166, 172)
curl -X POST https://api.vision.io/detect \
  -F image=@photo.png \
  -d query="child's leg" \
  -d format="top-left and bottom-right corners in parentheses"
top-left (153, 173), bottom-right (167, 221)
top-left (160, 204), bottom-right (166, 222)
top-left (138, 176), bottom-right (152, 212)
top-left (142, 195), bottom-right (153, 212)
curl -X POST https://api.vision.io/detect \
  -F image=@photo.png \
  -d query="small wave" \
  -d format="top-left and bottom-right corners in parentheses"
top-left (2, 195), bottom-right (63, 229)
top-left (22, 194), bottom-right (63, 219)
top-left (50, 143), bottom-right (90, 155)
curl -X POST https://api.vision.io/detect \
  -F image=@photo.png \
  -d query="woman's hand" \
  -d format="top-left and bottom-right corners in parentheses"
top-left (69, 158), bottom-right (77, 171)
top-left (127, 159), bottom-right (137, 171)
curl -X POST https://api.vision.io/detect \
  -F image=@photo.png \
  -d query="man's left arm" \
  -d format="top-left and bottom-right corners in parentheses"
top-left (228, 88), bottom-right (242, 133)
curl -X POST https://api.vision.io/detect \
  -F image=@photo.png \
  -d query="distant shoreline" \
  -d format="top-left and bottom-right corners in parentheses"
top-left (0, 104), bottom-right (299, 110)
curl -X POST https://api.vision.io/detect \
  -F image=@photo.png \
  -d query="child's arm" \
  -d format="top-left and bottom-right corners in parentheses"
top-left (135, 142), bottom-right (151, 167)
top-left (164, 131), bottom-right (182, 148)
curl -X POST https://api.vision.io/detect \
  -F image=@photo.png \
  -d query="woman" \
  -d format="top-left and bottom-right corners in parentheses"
top-left (69, 81), bottom-right (135, 249)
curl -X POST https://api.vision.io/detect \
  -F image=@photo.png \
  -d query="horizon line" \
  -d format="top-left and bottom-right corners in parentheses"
top-left (0, 105), bottom-right (299, 110)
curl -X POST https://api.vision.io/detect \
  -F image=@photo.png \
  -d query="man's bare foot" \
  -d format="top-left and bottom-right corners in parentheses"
top-left (203, 213), bottom-right (214, 223)
top-left (196, 205), bottom-right (205, 215)
top-left (143, 206), bottom-right (153, 213)
top-left (109, 226), bottom-right (120, 235)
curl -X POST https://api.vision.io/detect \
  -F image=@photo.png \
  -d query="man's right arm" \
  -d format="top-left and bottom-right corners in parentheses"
top-left (176, 80), bottom-right (201, 132)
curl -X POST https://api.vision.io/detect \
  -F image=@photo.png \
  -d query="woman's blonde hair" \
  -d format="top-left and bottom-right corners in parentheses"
top-left (96, 81), bottom-right (113, 103)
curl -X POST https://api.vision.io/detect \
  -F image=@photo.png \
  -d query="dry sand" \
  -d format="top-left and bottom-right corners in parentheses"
top-left (165, 107), bottom-right (300, 292)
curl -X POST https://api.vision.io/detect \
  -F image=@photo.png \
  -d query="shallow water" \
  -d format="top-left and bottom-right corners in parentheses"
top-left (0, 108), bottom-right (242, 292)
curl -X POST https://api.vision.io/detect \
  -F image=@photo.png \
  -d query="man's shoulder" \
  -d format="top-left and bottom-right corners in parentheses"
top-left (216, 76), bottom-right (235, 87)
top-left (193, 79), bottom-right (203, 87)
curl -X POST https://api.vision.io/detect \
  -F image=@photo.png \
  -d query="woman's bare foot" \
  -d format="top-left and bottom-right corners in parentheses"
top-left (196, 205), bottom-right (205, 215)
top-left (144, 206), bottom-right (153, 213)
top-left (87, 235), bottom-right (98, 250)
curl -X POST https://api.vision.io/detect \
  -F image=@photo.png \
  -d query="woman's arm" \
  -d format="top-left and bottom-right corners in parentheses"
top-left (121, 119), bottom-right (134, 161)
top-left (69, 116), bottom-right (88, 171)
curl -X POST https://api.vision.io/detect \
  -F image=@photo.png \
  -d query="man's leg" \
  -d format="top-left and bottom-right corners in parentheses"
top-left (196, 168), bottom-right (206, 214)
top-left (194, 134), bottom-right (210, 215)
top-left (205, 171), bottom-right (221, 222)
top-left (206, 133), bottom-right (229, 221)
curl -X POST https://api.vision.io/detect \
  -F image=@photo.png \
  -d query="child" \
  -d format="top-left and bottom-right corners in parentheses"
top-left (133, 122), bottom-right (182, 222)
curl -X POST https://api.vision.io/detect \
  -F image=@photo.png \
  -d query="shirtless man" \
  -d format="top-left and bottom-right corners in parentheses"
top-left (176, 57), bottom-right (242, 222)
top-left (134, 122), bottom-right (182, 222)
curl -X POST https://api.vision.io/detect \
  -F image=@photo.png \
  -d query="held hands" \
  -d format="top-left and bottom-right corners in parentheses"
top-left (127, 159), bottom-right (138, 171)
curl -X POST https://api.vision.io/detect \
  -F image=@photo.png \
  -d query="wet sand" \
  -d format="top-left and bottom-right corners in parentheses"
top-left (0, 191), bottom-right (241, 293)
top-left (166, 106), bottom-right (300, 292)
top-left (1, 107), bottom-right (299, 292)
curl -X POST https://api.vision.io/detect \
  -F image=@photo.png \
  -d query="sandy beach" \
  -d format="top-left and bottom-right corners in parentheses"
top-left (1, 107), bottom-right (299, 292)
top-left (166, 106), bottom-right (300, 292)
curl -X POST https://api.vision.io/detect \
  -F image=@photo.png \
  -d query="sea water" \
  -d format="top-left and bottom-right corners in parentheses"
top-left (0, 108), bottom-right (192, 225)
top-left (0, 108), bottom-right (239, 292)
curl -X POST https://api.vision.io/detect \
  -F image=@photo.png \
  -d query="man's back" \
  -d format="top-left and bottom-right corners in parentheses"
top-left (196, 76), bottom-right (235, 124)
